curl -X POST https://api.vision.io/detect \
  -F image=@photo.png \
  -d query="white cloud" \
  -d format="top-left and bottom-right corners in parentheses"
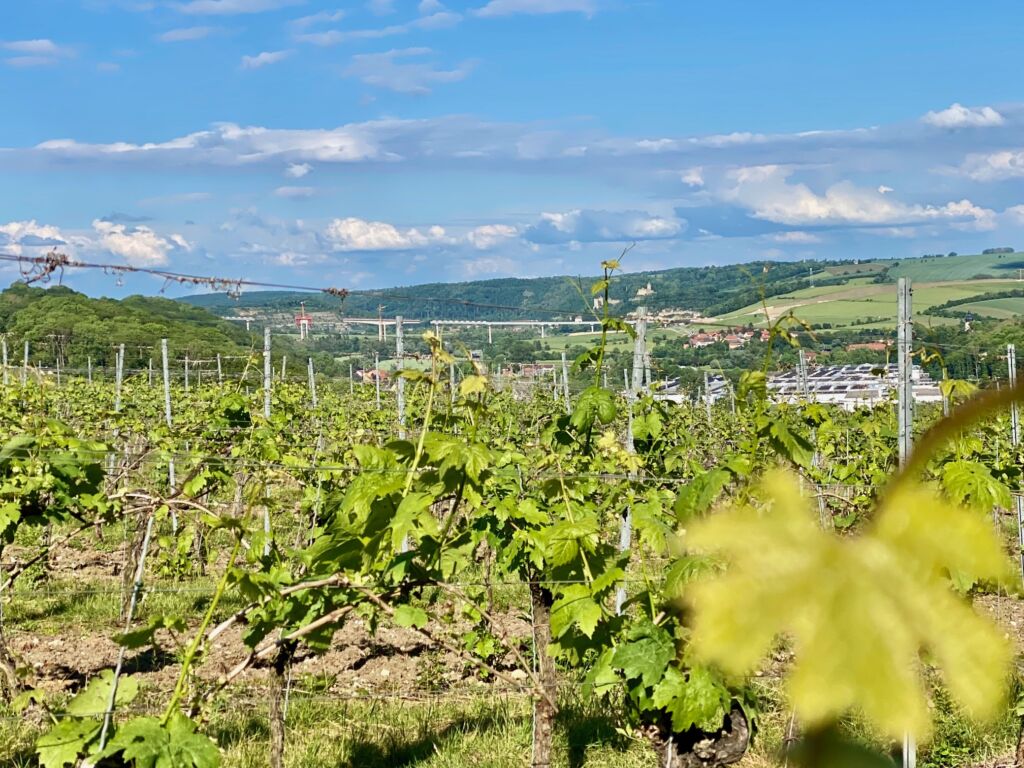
top-left (295, 11), bottom-right (461, 45)
top-left (284, 162), bottom-right (312, 178)
top-left (3, 39), bottom-right (67, 55)
top-left (293, 30), bottom-right (344, 45)
top-left (289, 9), bottom-right (343, 28)
top-left (467, 224), bottom-right (518, 249)
top-left (681, 167), bottom-right (704, 187)
top-left (158, 26), bottom-right (214, 42)
top-left (767, 231), bottom-right (821, 244)
top-left (723, 165), bottom-right (995, 229)
top-left (955, 150), bottom-right (1024, 181)
top-left (473, 0), bottom-right (594, 16)
top-left (274, 185), bottom-right (315, 198)
top-left (325, 217), bottom-right (448, 251)
top-left (922, 103), bottom-right (1005, 128)
top-left (6, 56), bottom-right (60, 68)
top-left (241, 50), bottom-right (290, 69)
top-left (345, 48), bottom-right (474, 94)
top-left (525, 209), bottom-right (684, 244)
top-left (3, 39), bottom-right (75, 67)
top-left (878, 185), bottom-right (893, 194)
top-left (461, 255), bottom-right (517, 277)
top-left (419, 0), bottom-right (444, 12)
top-left (0, 220), bottom-right (70, 255)
top-left (177, 0), bottom-right (304, 14)
top-left (91, 219), bottom-right (187, 266)
top-left (367, 0), bottom-right (394, 13)
top-left (1005, 205), bottom-right (1024, 225)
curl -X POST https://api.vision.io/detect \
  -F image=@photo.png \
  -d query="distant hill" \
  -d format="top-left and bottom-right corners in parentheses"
top-left (0, 283), bottom-right (259, 367)
top-left (179, 251), bottom-right (1024, 323)
top-left (180, 259), bottom-right (857, 322)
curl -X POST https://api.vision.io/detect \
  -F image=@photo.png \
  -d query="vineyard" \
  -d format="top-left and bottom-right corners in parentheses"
top-left (1, 271), bottom-right (1024, 768)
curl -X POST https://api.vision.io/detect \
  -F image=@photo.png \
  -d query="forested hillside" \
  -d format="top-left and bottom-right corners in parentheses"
top-left (181, 259), bottom-right (845, 320)
top-left (0, 283), bottom-right (257, 367)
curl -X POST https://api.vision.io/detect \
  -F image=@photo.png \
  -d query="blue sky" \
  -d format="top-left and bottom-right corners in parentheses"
top-left (2, 0), bottom-right (1024, 296)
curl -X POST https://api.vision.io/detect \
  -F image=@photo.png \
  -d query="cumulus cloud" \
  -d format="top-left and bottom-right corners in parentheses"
top-left (524, 209), bottom-right (684, 244)
top-left (91, 219), bottom-right (187, 266)
top-left (460, 255), bottom-right (517, 277)
top-left (467, 224), bottom-right (518, 249)
top-left (325, 217), bottom-right (448, 251)
top-left (681, 167), bottom-right (704, 187)
top-left (241, 50), bottom-right (290, 69)
top-left (955, 150), bottom-right (1024, 181)
top-left (1004, 205), bottom-right (1024, 226)
top-left (767, 231), bottom-right (821, 244)
top-left (419, 0), bottom-right (444, 11)
top-left (158, 26), bottom-right (214, 42)
top-left (723, 165), bottom-right (995, 229)
top-left (284, 162), bottom-right (312, 178)
top-left (345, 48), bottom-right (474, 93)
top-left (177, 0), bottom-right (304, 14)
top-left (274, 185), bottom-right (315, 198)
top-left (367, 0), bottom-right (395, 13)
top-left (3, 39), bottom-right (75, 67)
top-left (474, 0), bottom-right (594, 16)
top-left (922, 103), bottom-right (1005, 128)
top-left (0, 221), bottom-right (69, 255)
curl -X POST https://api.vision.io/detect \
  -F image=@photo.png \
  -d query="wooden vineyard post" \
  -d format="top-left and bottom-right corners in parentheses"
top-left (631, 307), bottom-right (647, 393)
top-left (562, 351), bottom-right (572, 411)
top-left (703, 370), bottom-right (712, 421)
top-left (307, 357), bottom-right (318, 409)
top-left (349, 364), bottom-right (354, 395)
top-left (897, 278), bottom-right (915, 768)
top-left (1009, 344), bottom-right (1023, 583)
top-left (114, 344), bottom-right (125, 413)
top-left (21, 340), bottom-right (28, 387)
top-left (396, 316), bottom-right (406, 439)
top-left (616, 313), bottom-right (645, 615)
top-left (375, 352), bottom-right (382, 409)
top-left (161, 339), bottom-right (178, 534)
top-left (262, 328), bottom-right (272, 557)
top-left (263, 327), bottom-right (272, 420)
top-left (87, 356), bottom-right (92, 385)
top-left (281, 355), bottom-right (287, 382)
top-left (100, 513), bottom-right (155, 751)
top-left (1, 339), bottom-right (6, 386)
top-left (450, 360), bottom-right (456, 405)
top-left (148, 357), bottom-right (152, 387)
top-left (184, 353), bottom-right (190, 394)
top-left (798, 349), bottom-right (808, 398)
top-left (216, 353), bottom-right (223, 384)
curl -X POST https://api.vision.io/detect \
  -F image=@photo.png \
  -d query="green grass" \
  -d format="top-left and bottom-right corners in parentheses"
top-left (953, 296), bottom-right (1024, 319)
top-left (717, 279), bottom-right (1023, 329)
top-left (885, 252), bottom-right (1024, 281)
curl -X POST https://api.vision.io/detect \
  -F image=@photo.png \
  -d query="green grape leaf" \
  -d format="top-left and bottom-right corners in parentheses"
top-left (651, 665), bottom-right (730, 732)
top-left (674, 469), bottom-right (731, 522)
top-left (941, 460), bottom-right (1012, 512)
top-left (611, 621), bottom-right (674, 688)
top-left (37, 718), bottom-right (101, 768)
top-left (550, 584), bottom-right (602, 639)
top-left (65, 669), bottom-right (139, 717)
top-left (393, 604), bottom-right (429, 630)
top-left (686, 470), bottom-right (1012, 740)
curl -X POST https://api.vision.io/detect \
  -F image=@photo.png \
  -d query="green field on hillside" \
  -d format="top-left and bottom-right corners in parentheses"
top-left (884, 252), bottom-right (1024, 281)
top-left (718, 279), bottom-right (1022, 329)
top-left (954, 296), bottom-right (1024, 320)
